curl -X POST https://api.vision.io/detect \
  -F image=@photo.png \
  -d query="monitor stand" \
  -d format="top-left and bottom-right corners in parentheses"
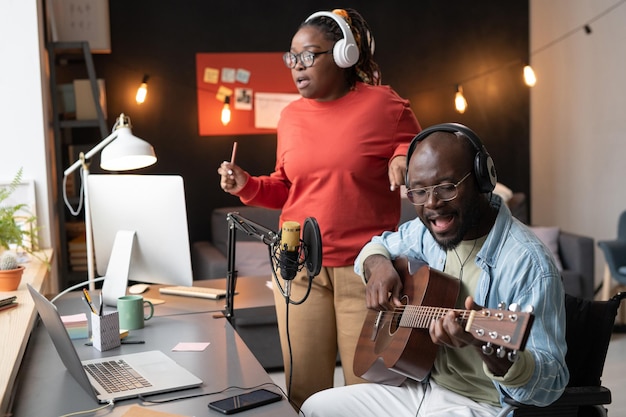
top-left (101, 230), bottom-right (135, 307)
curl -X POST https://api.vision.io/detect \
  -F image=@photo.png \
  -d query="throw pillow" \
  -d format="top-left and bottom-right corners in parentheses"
top-left (529, 226), bottom-right (563, 271)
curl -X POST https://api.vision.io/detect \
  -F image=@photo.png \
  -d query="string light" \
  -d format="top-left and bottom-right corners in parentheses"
top-left (454, 85), bottom-right (467, 114)
top-left (135, 74), bottom-right (149, 104)
top-left (221, 96), bottom-right (231, 126)
top-left (523, 65), bottom-right (537, 87)
top-left (446, 0), bottom-right (626, 112)
top-left (112, 0), bottom-right (625, 119)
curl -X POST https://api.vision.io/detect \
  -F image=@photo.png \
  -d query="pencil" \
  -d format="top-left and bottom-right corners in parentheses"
top-left (227, 141), bottom-right (238, 175)
top-left (230, 141), bottom-right (238, 164)
top-left (82, 288), bottom-right (98, 315)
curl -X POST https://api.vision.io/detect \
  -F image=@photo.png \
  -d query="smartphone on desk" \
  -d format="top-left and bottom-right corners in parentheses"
top-left (208, 388), bottom-right (282, 414)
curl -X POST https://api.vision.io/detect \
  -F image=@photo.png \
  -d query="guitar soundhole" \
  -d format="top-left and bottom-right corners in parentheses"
top-left (388, 295), bottom-right (408, 335)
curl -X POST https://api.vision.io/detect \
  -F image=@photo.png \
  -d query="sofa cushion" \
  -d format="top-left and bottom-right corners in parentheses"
top-left (529, 226), bottom-right (564, 271)
top-left (191, 241), bottom-right (274, 279)
top-left (561, 270), bottom-right (582, 298)
top-left (235, 241), bottom-right (273, 277)
top-left (211, 206), bottom-right (281, 256)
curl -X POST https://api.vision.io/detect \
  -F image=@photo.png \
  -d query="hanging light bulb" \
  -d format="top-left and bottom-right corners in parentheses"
top-left (523, 65), bottom-right (537, 87)
top-left (135, 74), bottom-right (149, 104)
top-left (455, 85), bottom-right (467, 114)
top-left (221, 96), bottom-right (231, 126)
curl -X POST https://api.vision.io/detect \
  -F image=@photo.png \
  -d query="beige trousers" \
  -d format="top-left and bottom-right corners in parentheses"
top-left (272, 265), bottom-right (368, 409)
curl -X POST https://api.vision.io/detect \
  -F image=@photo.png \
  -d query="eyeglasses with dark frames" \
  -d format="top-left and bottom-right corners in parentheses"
top-left (283, 50), bottom-right (332, 69)
top-left (406, 172), bottom-right (472, 206)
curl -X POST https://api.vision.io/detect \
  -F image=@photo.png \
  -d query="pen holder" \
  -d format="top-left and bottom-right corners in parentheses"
top-left (91, 311), bottom-right (121, 351)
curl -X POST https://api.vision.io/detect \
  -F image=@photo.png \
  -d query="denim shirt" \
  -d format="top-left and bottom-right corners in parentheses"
top-left (355, 196), bottom-right (569, 408)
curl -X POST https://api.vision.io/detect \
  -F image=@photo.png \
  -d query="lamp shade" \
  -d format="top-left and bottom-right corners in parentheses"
top-left (100, 126), bottom-right (157, 171)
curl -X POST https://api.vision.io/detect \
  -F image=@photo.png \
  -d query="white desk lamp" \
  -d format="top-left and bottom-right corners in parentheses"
top-left (63, 113), bottom-right (157, 291)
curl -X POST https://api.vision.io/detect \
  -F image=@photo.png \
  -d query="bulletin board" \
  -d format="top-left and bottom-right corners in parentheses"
top-left (196, 52), bottom-right (299, 136)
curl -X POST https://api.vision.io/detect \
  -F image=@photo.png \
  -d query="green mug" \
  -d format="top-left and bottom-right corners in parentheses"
top-left (117, 295), bottom-right (154, 330)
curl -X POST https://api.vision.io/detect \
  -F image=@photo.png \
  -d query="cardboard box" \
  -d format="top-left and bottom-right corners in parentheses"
top-left (73, 79), bottom-right (107, 120)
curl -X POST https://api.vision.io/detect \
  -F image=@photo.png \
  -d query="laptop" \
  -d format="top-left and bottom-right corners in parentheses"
top-left (27, 284), bottom-right (203, 403)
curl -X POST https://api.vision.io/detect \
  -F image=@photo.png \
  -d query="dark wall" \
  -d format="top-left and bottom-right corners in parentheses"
top-left (93, 1), bottom-right (529, 244)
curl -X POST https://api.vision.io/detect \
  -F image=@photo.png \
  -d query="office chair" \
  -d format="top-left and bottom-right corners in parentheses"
top-left (598, 211), bottom-right (626, 301)
top-left (497, 292), bottom-right (626, 417)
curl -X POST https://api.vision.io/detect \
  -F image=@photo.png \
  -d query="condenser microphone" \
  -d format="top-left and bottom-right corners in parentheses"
top-left (279, 221), bottom-right (301, 281)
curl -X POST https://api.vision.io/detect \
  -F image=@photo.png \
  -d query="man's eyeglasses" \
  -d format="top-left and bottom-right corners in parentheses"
top-left (406, 172), bottom-right (472, 206)
top-left (283, 50), bottom-right (332, 69)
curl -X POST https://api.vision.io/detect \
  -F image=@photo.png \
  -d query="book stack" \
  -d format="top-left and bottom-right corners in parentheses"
top-left (61, 313), bottom-right (89, 339)
top-left (67, 234), bottom-right (89, 272)
top-left (0, 295), bottom-right (17, 312)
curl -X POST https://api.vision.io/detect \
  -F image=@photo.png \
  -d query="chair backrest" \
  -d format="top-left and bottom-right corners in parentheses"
top-left (618, 210), bottom-right (626, 241)
top-left (564, 292), bottom-right (626, 386)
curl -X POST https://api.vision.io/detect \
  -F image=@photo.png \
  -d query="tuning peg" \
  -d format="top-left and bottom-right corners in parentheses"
top-left (482, 343), bottom-right (494, 356)
top-left (508, 303), bottom-right (520, 312)
top-left (508, 350), bottom-right (519, 363)
top-left (497, 302), bottom-right (507, 310)
top-left (496, 346), bottom-right (507, 358)
top-left (523, 305), bottom-right (535, 313)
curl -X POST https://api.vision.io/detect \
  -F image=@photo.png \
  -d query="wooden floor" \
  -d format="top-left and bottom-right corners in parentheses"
top-left (270, 332), bottom-right (626, 415)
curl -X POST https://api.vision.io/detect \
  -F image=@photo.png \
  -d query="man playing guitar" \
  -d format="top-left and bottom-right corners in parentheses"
top-left (301, 124), bottom-right (568, 417)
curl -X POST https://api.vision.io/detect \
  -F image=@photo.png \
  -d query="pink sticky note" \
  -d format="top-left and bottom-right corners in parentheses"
top-left (172, 342), bottom-right (210, 352)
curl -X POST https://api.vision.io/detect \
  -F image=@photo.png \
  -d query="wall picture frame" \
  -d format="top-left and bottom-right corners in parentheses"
top-left (47, 0), bottom-right (112, 53)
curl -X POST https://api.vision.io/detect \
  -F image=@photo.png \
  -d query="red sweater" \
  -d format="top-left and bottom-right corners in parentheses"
top-left (237, 82), bottom-right (421, 266)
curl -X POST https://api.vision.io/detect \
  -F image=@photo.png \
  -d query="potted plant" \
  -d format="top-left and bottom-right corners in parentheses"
top-left (0, 251), bottom-right (25, 291)
top-left (0, 168), bottom-right (48, 269)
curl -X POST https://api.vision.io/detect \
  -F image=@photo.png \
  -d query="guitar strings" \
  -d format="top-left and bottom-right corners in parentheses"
top-left (383, 305), bottom-right (513, 325)
top-left (386, 306), bottom-right (474, 328)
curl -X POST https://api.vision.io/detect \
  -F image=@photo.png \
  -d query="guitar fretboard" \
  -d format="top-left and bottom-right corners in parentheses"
top-left (397, 305), bottom-right (474, 329)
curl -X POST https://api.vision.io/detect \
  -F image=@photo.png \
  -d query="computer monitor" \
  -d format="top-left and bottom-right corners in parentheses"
top-left (88, 174), bottom-right (193, 305)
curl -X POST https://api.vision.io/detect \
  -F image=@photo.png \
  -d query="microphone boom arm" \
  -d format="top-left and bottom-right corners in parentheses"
top-left (223, 211), bottom-right (322, 319)
top-left (224, 212), bottom-right (279, 320)
top-left (227, 212), bottom-right (280, 246)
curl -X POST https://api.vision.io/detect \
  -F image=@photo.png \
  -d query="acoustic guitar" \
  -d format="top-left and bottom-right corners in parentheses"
top-left (353, 257), bottom-right (534, 385)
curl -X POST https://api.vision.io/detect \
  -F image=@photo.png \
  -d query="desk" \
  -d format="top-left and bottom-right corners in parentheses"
top-left (142, 276), bottom-right (276, 316)
top-left (143, 277), bottom-right (283, 370)
top-left (10, 275), bottom-right (295, 416)
top-left (0, 249), bottom-right (52, 416)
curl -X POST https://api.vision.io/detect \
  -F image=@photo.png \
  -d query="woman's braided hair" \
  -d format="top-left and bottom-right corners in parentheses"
top-left (302, 8), bottom-right (380, 87)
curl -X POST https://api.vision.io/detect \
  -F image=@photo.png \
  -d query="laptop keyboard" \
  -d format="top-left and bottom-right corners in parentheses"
top-left (84, 359), bottom-right (152, 393)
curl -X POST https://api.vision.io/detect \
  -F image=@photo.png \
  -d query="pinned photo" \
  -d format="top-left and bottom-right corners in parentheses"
top-left (234, 88), bottom-right (253, 110)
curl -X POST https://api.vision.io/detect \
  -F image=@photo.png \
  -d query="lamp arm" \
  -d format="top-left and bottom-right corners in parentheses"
top-left (63, 130), bottom-right (118, 177)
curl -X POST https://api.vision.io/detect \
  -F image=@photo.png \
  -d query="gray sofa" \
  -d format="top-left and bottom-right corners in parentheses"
top-left (192, 195), bottom-right (595, 300)
top-left (192, 205), bottom-right (281, 280)
top-left (557, 231), bottom-right (595, 300)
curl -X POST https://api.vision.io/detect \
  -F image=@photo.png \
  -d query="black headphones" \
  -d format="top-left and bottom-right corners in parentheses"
top-left (305, 11), bottom-right (359, 68)
top-left (406, 123), bottom-right (497, 193)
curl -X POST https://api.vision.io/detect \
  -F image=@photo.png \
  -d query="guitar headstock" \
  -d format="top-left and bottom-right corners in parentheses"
top-left (465, 306), bottom-right (534, 352)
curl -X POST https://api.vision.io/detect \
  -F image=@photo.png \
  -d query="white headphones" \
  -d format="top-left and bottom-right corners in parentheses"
top-left (305, 11), bottom-right (359, 68)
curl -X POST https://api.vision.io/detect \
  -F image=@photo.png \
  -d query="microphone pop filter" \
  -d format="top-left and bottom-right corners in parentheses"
top-left (303, 217), bottom-right (322, 276)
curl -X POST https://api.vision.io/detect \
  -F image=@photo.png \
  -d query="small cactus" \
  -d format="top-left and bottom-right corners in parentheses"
top-left (0, 252), bottom-right (19, 270)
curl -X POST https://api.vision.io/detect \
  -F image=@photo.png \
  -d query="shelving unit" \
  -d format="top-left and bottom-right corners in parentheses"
top-left (48, 41), bottom-right (107, 289)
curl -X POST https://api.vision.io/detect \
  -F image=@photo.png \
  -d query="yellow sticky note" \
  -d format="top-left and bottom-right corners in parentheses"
top-left (203, 67), bottom-right (219, 84)
top-left (216, 85), bottom-right (234, 102)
